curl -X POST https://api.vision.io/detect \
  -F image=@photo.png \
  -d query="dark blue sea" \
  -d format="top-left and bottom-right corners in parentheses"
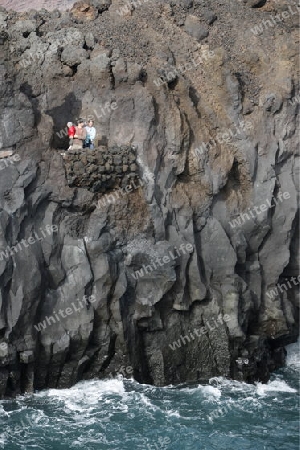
top-left (1, 342), bottom-right (299, 450)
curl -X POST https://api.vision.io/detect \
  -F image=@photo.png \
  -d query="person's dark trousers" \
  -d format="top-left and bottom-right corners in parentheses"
top-left (84, 140), bottom-right (94, 149)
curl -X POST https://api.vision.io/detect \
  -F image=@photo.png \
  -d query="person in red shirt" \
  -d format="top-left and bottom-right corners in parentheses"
top-left (73, 119), bottom-right (87, 149)
top-left (67, 122), bottom-right (76, 150)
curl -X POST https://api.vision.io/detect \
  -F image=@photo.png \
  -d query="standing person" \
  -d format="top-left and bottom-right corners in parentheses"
top-left (67, 122), bottom-right (76, 150)
top-left (84, 119), bottom-right (96, 150)
top-left (73, 119), bottom-right (87, 150)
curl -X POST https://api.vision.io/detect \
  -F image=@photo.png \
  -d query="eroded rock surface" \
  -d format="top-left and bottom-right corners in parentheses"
top-left (0, 0), bottom-right (298, 397)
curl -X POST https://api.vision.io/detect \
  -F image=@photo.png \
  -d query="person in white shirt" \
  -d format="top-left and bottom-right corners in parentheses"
top-left (84, 119), bottom-right (96, 149)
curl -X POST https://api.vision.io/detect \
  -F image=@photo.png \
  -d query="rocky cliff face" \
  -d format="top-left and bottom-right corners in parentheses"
top-left (0, 0), bottom-right (75, 12)
top-left (0, 0), bottom-right (298, 397)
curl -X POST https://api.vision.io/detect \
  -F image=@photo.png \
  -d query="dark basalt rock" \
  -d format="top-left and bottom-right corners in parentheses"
top-left (63, 145), bottom-right (138, 192)
top-left (0, 0), bottom-right (298, 398)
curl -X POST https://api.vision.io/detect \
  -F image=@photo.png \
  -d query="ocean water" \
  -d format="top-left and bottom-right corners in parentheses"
top-left (0, 342), bottom-right (299, 450)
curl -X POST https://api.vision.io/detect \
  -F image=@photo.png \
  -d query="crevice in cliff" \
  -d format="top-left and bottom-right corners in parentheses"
top-left (188, 86), bottom-right (201, 117)
top-left (193, 230), bottom-right (209, 289)
top-left (139, 68), bottom-right (147, 85)
top-left (120, 286), bottom-right (153, 384)
top-left (109, 62), bottom-right (116, 90)
top-left (82, 238), bottom-right (95, 297)
top-left (283, 210), bottom-right (299, 278)
top-left (234, 72), bottom-right (246, 105)
top-left (151, 97), bottom-right (160, 128)
top-left (98, 334), bottom-right (117, 374)
top-left (43, 342), bottom-right (54, 389)
top-left (258, 179), bottom-right (287, 274)
top-left (20, 82), bottom-right (41, 126)
top-left (5, 375), bottom-right (15, 397)
top-left (167, 77), bottom-right (178, 90)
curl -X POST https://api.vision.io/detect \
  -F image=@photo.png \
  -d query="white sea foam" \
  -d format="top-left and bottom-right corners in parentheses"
top-left (256, 379), bottom-right (297, 397)
top-left (166, 409), bottom-right (180, 418)
top-left (208, 376), bottom-right (253, 395)
top-left (35, 378), bottom-right (126, 413)
top-left (286, 340), bottom-right (300, 370)
top-left (139, 393), bottom-right (153, 407)
top-left (0, 405), bottom-right (8, 417)
top-left (201, 385), bottom-right (222, 401)
top-left (0, 434), bottom-right (6, 449)
top-left (139, 393), bottom-right (158, 412)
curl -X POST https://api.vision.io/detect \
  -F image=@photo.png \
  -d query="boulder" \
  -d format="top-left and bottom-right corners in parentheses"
top-left (184, 15), bottom-right (209, 41)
